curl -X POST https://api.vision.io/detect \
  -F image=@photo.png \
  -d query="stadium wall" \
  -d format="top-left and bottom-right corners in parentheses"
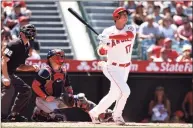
top-left (12, 72), bottom-right (192, 122)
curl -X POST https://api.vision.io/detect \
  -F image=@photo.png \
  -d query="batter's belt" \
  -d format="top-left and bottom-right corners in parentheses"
top-left (111, 62), bottom-right (130, 67)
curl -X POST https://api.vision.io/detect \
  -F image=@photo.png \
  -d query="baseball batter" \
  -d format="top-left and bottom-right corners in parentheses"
top-left (89, 7), bottom-right (136, 125)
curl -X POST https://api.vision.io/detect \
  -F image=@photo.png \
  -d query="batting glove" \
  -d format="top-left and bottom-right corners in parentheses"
top-left (97, 34), bottom-right (110, 44)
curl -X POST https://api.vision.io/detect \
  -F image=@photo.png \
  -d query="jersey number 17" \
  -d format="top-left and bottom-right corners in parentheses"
top-left (125, 44), bottom-right (131, 54)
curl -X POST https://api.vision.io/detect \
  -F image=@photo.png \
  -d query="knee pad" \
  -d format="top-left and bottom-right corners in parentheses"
top-left (32, 108), bottom-right (51, 122)
top-left (33, 106), bottom-right (41, 114)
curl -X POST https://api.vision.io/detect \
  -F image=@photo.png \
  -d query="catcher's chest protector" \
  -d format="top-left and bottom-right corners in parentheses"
top-left (44, 65), bottom-right (67, 96)
top-left (45, 64), bottom-right (67, 81)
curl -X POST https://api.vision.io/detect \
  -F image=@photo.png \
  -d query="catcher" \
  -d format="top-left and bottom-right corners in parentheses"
top-left (31, 49), bottom-right (112, 122)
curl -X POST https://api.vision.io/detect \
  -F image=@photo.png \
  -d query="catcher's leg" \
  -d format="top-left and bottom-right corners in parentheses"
top-left (31, 106), bottom-right (49, 122)
top-left (74, 93), bottom-right (113, 122)
top-left (32, 97), bottom-right (67, 122)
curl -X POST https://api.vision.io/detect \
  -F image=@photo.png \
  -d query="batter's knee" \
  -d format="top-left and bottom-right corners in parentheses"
top-left (109, 91), bottom-right (120, 102)
top-left (105, 83), bottom-right (121, 102)
top-left (122, 84), bottom-right (130, 97)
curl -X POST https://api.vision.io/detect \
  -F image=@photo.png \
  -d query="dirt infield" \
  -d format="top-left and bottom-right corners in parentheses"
top-left (1, 122), bottom-right (192, 128)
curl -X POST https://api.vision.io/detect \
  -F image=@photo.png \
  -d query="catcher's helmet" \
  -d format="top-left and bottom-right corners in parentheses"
top-left (20, 24), bottom-right (36, 40)
top-left (47, 49), bottom-right (65, 64)
top-left (47, 49), bottom-right (65, 59)
top-left (112, 7), bottom-right (130, 20)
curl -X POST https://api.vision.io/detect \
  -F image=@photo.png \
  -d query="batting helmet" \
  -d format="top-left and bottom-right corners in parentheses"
top-left (20, 24), bottom-right (36, 40)
top-left (112, 7), bottom-right (129, 20)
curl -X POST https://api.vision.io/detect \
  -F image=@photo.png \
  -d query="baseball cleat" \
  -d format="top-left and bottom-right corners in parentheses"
top-left (89, 111), bottom-right (100, 124)
top-left (113, 116), bottom-right (125, 125)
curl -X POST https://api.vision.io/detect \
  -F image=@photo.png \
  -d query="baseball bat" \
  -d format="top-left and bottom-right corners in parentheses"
top-left (68, 8), bottom-right (99, 35)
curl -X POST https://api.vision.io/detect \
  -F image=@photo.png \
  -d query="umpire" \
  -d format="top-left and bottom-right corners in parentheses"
top-left (1, 24), bottom-right (40, 122)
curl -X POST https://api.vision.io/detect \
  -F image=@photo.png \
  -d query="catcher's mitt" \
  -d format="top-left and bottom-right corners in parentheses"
top-left (59, 93), bottom-right (74, 107)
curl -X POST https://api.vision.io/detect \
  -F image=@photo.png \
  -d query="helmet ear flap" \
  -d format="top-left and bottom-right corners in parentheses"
top-left (113, 14), bottom-right (121, 21)
top-left (115, 15), bottom-right (120, 20)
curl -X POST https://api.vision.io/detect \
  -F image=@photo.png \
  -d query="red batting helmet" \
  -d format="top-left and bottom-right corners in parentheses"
top-left (112, 7), bottom-right (129, 20)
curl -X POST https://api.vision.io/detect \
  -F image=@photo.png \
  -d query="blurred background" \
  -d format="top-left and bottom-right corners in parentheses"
top-left (1, 0), bottom-right (192, 123)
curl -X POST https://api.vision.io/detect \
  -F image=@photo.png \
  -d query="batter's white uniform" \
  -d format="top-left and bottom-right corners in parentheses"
top-left (91, 24), bottom-right (136, 118)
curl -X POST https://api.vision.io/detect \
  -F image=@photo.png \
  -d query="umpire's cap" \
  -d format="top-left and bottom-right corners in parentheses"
top-left (20, 24), bottom-right (36, 40)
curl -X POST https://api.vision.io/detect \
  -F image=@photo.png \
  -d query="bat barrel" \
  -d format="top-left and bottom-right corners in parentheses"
top-left (68, 8), bottom-right (99, 35)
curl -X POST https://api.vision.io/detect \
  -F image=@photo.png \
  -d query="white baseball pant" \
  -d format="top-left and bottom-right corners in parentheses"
top-left (91, 62), bottom-right (131, 118)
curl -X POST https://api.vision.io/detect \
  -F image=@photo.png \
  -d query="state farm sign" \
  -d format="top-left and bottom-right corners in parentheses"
top-left (160, 62), bottom-right (192, 72)
top-left (76, 61), bottom-right (139, 72)
top-left (146, 62), bottom-right (192, 73)
top-left (24, 59), bottom-right (192, 74)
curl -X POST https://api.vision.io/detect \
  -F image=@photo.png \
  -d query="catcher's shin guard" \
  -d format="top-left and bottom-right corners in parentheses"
top-left (48, 112), bottom-right (67, 122)
top-left (31, 107), bottom-right (50, 122)
top-left (31, 107), bottom-right (67, 122)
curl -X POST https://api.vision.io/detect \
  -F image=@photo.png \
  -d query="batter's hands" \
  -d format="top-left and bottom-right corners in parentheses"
top-left (45, 96), bottom-right (55, 102)
top-left (2, 76), bottom-right (11, 86)
top-left (98, 34), bottom-right (110, 44)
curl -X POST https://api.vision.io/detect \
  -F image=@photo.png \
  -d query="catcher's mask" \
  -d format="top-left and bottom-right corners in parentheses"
top-left (47, 49), bottom-right (65, 65)
top-left (20, 24), bottom-right (36, 40)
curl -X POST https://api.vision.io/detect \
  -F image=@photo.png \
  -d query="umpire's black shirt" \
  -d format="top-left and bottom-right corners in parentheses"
top-left (3, 38), bottom-right (30, 74)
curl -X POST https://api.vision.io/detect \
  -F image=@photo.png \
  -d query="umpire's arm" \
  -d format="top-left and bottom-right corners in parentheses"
top-left (16, 64), bottom-right (39, 72)
top-left (2, 44), bottom-right (13, 80)
top-left (1, 55), bottom-right (10, 79)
